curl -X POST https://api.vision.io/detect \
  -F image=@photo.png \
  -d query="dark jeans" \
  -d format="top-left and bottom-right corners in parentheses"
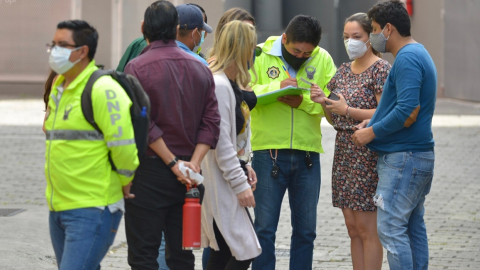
top-left (206, 220), bottom-right (253, 270)
top-left (125, 157), bottom-right (195, 270)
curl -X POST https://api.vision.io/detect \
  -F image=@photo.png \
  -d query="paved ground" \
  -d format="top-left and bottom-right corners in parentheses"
top-left (0, 98), bottom-right (479, 270)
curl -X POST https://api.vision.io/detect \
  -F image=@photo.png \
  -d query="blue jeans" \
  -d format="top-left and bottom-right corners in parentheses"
top-left (49, 207), bottom-right (123, 270)
top-left (157, 232), bottom-right (169, 270)
top-left (252, 149), bottom-right (321, 270)
top-left (202, 247), bottom-right (211, 269)
top-left (375, 151), bottom-right (434, 270)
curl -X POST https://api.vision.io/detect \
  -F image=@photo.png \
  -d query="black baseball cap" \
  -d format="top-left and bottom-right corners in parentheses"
top-left (176, 4), bottom-right (212, 33)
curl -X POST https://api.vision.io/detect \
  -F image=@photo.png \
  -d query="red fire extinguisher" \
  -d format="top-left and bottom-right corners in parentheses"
top-left (183, 185), bottom-right (201, 250)
top-left (406, 0), bottom-right (413, 16)
top-left (400, 0), bottom-right (413, 16)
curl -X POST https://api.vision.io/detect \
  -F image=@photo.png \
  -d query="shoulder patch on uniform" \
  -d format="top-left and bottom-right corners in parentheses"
top-left (305, 66), bottom-right (316, 80)
top-left (267, 66), bottom-right (280, 79)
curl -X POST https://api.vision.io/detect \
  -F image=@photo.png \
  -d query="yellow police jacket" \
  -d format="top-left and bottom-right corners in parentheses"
top-left (45, 60), bottom-right (139, 212)
top-left (250, 36), bottom-right (337, 153)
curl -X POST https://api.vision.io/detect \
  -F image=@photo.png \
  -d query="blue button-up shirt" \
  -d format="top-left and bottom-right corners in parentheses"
top-left (176, 41), bottom-right (209, 67)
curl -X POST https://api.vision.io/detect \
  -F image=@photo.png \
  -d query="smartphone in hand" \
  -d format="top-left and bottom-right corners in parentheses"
top-left (326, 92), bottom-right (340, 105)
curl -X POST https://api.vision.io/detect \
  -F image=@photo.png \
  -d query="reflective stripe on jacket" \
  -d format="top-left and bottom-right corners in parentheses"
top-left (45, 60), bottom-right (139, 211)
top-left (250, 36), bottom-right (337, 153)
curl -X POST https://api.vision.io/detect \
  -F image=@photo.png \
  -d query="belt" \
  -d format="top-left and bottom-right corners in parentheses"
top-left (146, 155), bottom-right (192, 161)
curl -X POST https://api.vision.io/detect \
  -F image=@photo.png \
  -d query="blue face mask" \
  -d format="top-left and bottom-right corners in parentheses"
top-left (193, 30), bottom-right (205, 53)
top-left (199, 30), bottom-right (205, 46)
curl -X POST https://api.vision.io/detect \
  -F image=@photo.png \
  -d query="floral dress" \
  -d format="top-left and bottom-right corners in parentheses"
top-left (327, 59), bottom-right (391, 211)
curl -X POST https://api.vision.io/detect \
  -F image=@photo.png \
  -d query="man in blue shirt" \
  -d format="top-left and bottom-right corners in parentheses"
top-left (175, 4), bottom-right (211, 66)
top-left (352, 1), bottom-right (437, 270)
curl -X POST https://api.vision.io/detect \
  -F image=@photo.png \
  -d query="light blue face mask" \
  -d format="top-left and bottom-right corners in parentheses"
top-left (193, 30), bottom-right (205, 53)
top-left (49, 46), bottom-right (82, 74)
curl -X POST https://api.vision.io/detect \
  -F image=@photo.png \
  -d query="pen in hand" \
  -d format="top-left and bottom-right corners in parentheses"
top-left (282, 65), bottom-right (291, 78)
top-left (280, 65), bottom-right (297, 88)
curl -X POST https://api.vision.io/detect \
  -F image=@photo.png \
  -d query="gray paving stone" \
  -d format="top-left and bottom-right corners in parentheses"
top-left (0, 99), bottom-right (479, 269)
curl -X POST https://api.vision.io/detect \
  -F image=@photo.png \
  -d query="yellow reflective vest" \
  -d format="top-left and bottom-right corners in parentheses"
top-left (250, 36), bottom-right (337, 153)
top-left (45, 60), bottom-right (139, 211)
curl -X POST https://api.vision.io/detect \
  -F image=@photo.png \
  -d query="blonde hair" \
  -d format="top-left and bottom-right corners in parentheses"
top-left (208, 8), bottom-right (255, 65)
top-left (214, 8), bottom-right (255, 40)
top-left (209, 20), bottom-right (257, 88)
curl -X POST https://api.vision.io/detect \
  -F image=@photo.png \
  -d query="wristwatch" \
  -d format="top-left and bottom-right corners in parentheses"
top-left (167, 157), bottom-right (179, 168)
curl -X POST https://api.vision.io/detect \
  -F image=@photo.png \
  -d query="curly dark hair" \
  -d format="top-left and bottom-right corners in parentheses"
top-left (367, 0), bottom-right (411, 37)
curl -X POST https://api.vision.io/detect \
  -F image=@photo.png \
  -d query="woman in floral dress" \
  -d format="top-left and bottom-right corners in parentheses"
top-left (311, 13), bottom-right (391, 270)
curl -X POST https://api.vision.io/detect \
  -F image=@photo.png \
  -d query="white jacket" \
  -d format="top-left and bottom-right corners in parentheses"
top-left (201, 72), bottom-right (261, 260)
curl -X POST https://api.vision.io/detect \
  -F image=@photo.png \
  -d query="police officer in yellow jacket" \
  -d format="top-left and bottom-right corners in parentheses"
top-left (250, 15), bottom-right (336, 270)
top-left (44, 20), bottom-right (139, 269)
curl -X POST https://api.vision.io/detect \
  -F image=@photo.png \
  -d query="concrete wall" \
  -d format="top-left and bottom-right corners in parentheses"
top-left (409, 0), bottom-right (445, 97)
top-left (81, 0), bottom-right (112, 69)
top-left (0, 0), bottom-right (72, 98)
top-left (0, 0), bottom-right (478, 101)
top-left (444, 0), bottom-right (480, 102)
top-left (381, 0), bottom-right (445, 98)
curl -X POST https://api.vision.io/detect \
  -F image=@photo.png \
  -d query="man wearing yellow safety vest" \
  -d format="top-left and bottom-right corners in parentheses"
top-left (44, 20), bottom-right (139, 269)
top-left (250, 15), bottom-right (336, 270)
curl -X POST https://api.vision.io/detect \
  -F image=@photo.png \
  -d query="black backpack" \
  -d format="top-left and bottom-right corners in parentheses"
top-left (82, 69), bottom-right (151, 169)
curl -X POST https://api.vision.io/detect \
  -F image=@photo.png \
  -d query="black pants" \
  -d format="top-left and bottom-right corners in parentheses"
top-left (206, 220), bottom-right (253, 270)
top-left (125, 157), bottom-right (195, 270)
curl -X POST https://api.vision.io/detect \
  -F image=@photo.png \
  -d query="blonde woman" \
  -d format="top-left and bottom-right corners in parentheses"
top-left (201, 21), bottom-right (261, 270)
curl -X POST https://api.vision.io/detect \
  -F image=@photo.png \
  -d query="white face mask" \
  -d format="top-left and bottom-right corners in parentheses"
top-left (344, 38), bottom-right (369, 60)
top-left (49, 46), bottom-right (81, 74)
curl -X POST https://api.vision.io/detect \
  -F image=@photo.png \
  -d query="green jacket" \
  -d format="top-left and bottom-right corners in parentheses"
top-left (116, 37), bottom-right (147, 72)
top-left (45, 60), bottom-right (139, 211)
top-left (250, 36), bottom-right (336, 153)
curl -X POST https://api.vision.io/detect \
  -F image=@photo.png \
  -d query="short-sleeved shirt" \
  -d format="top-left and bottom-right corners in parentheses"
top-left (327, 59), bottom-right (391, 131)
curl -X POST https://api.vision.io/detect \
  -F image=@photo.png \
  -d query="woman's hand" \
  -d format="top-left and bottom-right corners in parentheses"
top-left (325, 93), bottom-right (348, 115)
top-left (246, 165), bottom-right (257, 191)
top-left (310, 84), bottom-right (326, 104)
top-left (237, 188), bottom-right (256, 208)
